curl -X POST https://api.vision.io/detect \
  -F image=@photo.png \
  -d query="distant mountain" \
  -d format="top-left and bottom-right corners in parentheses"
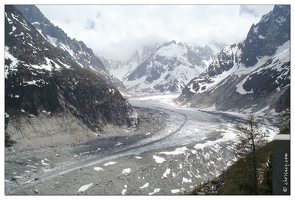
top-left (121, 41), bottom-right (225, 93)
top-left (101, 44), bottom-right (158, 82)
top-left (177, 5), bottom-right (290, 114)
top-left (5, 5), bottom-right (138, 145)
top-left (15, 5), bottom-right (129, 95)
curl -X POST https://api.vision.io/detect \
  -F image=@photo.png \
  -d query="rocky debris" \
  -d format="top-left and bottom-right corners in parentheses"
top-left (33, 188), bottom-right (39, 194)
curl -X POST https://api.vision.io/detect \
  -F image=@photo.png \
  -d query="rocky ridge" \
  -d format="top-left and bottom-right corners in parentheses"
top-left (5, 5), bottom-right (138, 148)
top-left (15, 5), bottom-right (129, 95)
top-left (119, 41), bottom-right (225, 93)
top-left (177, 5), bottom-right (290, 114)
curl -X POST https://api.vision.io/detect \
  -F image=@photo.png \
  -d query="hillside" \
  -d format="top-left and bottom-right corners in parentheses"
top-left (177, 5), bottom-right (290, 114)
top-left (5, 5), bottom-right (138, 149)
top-left (15, 5), bottom-right (129, 95)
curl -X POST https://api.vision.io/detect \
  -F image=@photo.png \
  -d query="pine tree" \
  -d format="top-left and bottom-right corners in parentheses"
top-left (234, 113), bottom-right (269, 194)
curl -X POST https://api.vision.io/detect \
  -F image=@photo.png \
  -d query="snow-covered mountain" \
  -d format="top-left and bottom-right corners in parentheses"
top-left (100, 44), bottom-right (158, 81)
top-left (5, 5), bottom-right (138, 141)
top-left (177, 5), bottom-right (290, 114)
top-left (15, 5), bottom-right (129, 95)
top-left (122, 41), bottom-right (225, 93)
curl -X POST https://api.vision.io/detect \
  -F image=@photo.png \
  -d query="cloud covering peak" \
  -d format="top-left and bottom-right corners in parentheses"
top-left (37, 4), bottom-right (274, 62)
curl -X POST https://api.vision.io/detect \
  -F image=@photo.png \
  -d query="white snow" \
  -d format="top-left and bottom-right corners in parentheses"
top-left (253, 26), bottom-right (258, 34)
top-left (103, 161), bottom-right (116, 166)
top-left (182, 177), bottom-right (192, 183)
top-left (235, 77), bottom-right (254, 94)
top-left (122, 168), bottom-right (131, 175)
top-left (148, 188), bottom-right (161, 195)
top-left (235, 40), bottom-right (290, 95)
top-left (47, 35), bottom-right (57, 47)
top-left (5, 46), bottom-right (19, 78)
top-left (162, 168), bottom-right (171, 178)
top-left (152, 155), bottom-right (166, 164)
top-left (135, 156), bottom-right (142, 159)
top-left (171, 188), bottom-right (185, 194)
top-left (139, 182), bottom-right (149, 189)
top-left (122, 188), bottom-right (127, 195)
top-left (259, 35), bottom-right (266, 39)
top-left (59, 42), bottom-right (74, 57)
top-left (94, 167), bottom-right (104, 171)
top-left (77, 183), bottom-right (93, 193)
top-left (41, 159), bottom-right (50, 166)
top-left (159, 146), bottom-right (188, 155)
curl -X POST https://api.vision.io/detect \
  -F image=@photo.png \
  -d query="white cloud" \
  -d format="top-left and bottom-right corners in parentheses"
top-left (36, 4), bottom-right (274, 61)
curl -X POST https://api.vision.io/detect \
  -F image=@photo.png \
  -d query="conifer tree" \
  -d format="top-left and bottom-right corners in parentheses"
top-left (234, 113), bottom-right (269, 194)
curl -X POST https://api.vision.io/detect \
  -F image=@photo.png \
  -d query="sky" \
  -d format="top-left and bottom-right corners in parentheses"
top-left (36, 4), bottom-right (275, 62)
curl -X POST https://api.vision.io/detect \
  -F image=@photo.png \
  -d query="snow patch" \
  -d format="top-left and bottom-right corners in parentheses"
top-left (122, 168), bottom-right (131, 175)
top-left (159, 146), bottom-right (188, 155)
top-left (139, 182), bottom-right (149, 189)
top-left (94, 167), bottom-right (104, 171)
top-left (162, 168), bottom-right (171, 178)
top-left (122, 188), bottom-right (127, 195)
top-left (103, 161), bottom-right (116, 166)
top-left (182, 177), bottom-right (192, 183)
top-left (148, 188), bottom-right (161, 195)
top-left (153, 155), bottom-right (166, 163)
top-left (77, 183), bottom-right (93, 193)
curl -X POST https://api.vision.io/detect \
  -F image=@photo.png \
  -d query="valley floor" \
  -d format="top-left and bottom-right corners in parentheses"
top-left (4, 94), bottom-right (279, 195)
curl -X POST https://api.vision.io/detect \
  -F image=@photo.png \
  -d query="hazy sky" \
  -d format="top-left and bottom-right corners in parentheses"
top-left (36, 4), bottom-right (274, 62)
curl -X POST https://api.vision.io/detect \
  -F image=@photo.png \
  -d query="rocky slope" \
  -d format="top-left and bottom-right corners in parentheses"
top-left (177, 5), bottom-right (290, 114)
top-left (5, 5), bottom-right (138, 148)
top-left (15, 5), bottom-right (129, 95)
top-left (122, 41), bottom-right (225, 93)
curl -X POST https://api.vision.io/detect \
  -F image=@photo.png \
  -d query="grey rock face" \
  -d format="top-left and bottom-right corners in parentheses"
top-left (5, 5), bottom-right (137, 136)
top-left (15, 5), bottom-right (128, 95)
top-left (177, 5), bottom-right (290, 113)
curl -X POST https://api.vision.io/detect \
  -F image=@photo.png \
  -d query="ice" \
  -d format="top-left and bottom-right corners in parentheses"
top-left (77, 183), bottom-right (93, 193)
top-left (152, 155), bottom-right (166, 164)
top-left (103, 161), bottom-right (116, 166)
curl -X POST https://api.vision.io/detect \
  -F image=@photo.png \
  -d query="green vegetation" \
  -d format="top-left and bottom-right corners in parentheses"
top-left (188, 113), bottom-right (275, 195)
top-left (188, 142), bottom-right (273, 195)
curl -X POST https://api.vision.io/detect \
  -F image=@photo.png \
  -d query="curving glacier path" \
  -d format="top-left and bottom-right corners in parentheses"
top-left (6, 94), bottom-right (278, 195)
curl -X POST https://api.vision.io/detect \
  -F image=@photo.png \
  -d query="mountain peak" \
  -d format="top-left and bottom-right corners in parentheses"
top-left (177, 5), bottom-right (290, 113)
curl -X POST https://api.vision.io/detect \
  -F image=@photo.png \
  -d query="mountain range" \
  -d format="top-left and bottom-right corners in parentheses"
top-left (5, 4), bottom-right (290, 148)
top-left (15, 5), bottom-right (129, 95)
top-left (176, 5), bottom-right (290, 114)
top-left (5, 5), bottom-right (138, 146)
top-left (105, 41), bottom-right (225, 93)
